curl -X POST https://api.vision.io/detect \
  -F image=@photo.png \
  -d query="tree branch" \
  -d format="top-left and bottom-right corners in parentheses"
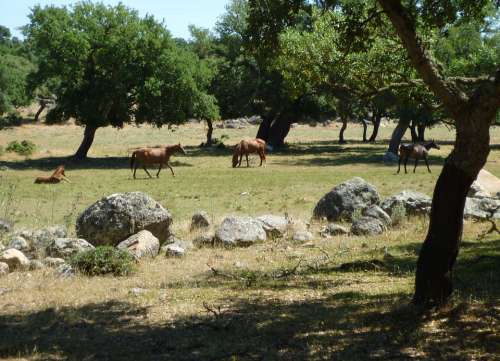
top-left (376, 0), bottom-right (469, 117)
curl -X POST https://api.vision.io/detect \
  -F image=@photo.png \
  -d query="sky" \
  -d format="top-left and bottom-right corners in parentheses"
top-left (0, 0), bottom-right (230, 39)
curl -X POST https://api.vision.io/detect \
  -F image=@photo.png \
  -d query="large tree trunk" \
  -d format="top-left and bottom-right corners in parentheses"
top-left (34, 103), bottom-right (46, 123)
top-left (206, 119), bottom-right (213, 147)
top-left (368, 112), bottom-right (382, 142)
top-left (256, 115), bottom-right (272, 141)
top-left (413, 118), bottom-right (490, 306)
top-left (339, 118), bottom-right (348, 144)
top-left (361, 118), bottom-right (368, 142)
top-left (387, 118), bottom-right (410, 154)
top-left (409, 121), bottom-right (418, 142)
top-left (73, 125), bottom-right (98, 161)
top-left (417, 124), bottom-right (426, 142)
top-left (256, 113), bottom-right (292, 148)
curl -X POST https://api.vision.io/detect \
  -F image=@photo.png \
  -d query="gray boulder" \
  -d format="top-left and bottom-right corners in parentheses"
top-left (0, 249), bottom-right (30, 270)
top-left (468, 182), bottom-right (492, 199)
top-left (0, 262), bottom-right (9, 276)
top-left (117, 230), bottom-right (160, 259)
top-left (56, 263), bottom-right (75, 278)
top-left (313, 177), bottom-right (380, 221)
top-left (0, 218), bottom-right (12, 233)
top-left (380, 190), bottom-right (431, 217)
top-left (464, 197), bottom-right (500, 220)
top-left (362, 205), bottom-right (392, 226)
top-left (31, 225), bottom-right (68, 250)
top-left (256, 215), bottom-right (289, 237)
top-left (29, 260), bottom-right (45, 270)
top-left (351, 217), bottom-right (386, 236)
top-left (46, 238), bottom-right (95, 258)
top-left (215, 216), bottom-right (266, 247)
top-left (190, 211), bottom-right (211, 231)
top-left (76, 192), bottom-right (173, 246)
top-left (320, 223), bottom-right (349, 237)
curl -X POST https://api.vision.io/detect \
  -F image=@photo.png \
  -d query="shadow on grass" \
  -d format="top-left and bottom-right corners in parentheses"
top-left (0, 156), bottom-right (194, 171)
top-left (1, 291), bottom-right (498, 360)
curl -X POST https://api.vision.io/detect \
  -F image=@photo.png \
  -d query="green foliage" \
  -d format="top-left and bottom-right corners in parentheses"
top-left (6, 140), bottom-right (36, 156)
top-left (69, 246), bottom-right (136, 277)
top-left (25, 2), bottom-right (219, 156)
top-left (0, 26), bottom-right (34, 115)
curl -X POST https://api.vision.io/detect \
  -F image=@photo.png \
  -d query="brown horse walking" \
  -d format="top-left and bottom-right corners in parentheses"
top-left (232, 138), bottom-right (266, 168)
top-left (35, 165), bottom-right (70, 184)
top-left (130, 143), bottom-right (186, 179)
top-left (398, 140), bottom-right (440, 174)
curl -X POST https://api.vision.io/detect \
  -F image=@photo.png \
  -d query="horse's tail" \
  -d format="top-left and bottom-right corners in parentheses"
top-left (130, 151), bottom-right (137, 172)
top-left (232, 143), bottom-right (241, 168)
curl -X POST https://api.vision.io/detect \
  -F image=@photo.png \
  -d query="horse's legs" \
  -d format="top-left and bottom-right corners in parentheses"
top-left (133, 164), bottom-right (139, 179)
top-left (246, 154), bottom-right (249, 167)
top-left (238, 154), bottom-right (243, 167)
top-left (397, 157), bottom-right (402, 173)
top-left (143, 166), bottom-right (152, 178)
top-left (413, 158), bottom-right (419, 173)
top-left (156, 164), bottom-right (162, 178)
top-left (404, 157), bottom-right (408, 174)
top-left (166, 162), bottom-right (175, 177)
top-left (259, 153), bottom-right (263, 166)
top-left (424, 155), bottom-right (431, 173)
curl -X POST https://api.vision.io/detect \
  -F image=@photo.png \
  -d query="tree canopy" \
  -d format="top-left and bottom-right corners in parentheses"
top-left (25, 2), bottom-right (218, 159)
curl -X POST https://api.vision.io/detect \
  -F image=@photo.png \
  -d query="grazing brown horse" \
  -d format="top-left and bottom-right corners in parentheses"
top-left (35, 165), bottom-right (70, 184)
top-left (232, 138), bottom-right (267, 168)
top-left (130, 143), bottom-right (186, 179)
top-left (398, 140), bottom-right (440, 174)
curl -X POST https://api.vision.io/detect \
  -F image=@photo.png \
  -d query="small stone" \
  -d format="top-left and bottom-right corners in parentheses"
top-left (29, 260), bottom-right (45, 270)
top-left (0, 218), bottom-right (12, 233)
top-left (162, 244), bottom-right (186, 257)
top-left (43, 257), bottom-right (66, 267)
top-left (190, 211), bottom-right (211, 230)
top-left (117, 230), bottom-right (160, 260)
top-left (129, 287), bottom-right (147, 297)
top-left (0, 287), bottom-right (12, 295)
top-left (56, 263), bottom-right (75, 278)
top-left (192, 233), bottom-right (214, 247)
top-left (46, 238), bottom-right (95, 258)
top-left (8, 236), bottom-right (30, 252)
top-left (292, 231), bottom-right (314, 242)
top-left (351, 217), bottom-right (386, 236)
top-left (320, 224), bottom-right (349, 237)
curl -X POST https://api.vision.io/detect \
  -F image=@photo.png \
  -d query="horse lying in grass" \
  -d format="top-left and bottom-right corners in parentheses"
top-left (397, 140), bottom-right (440, 174)
top-left (34, 165), bottom-right (70, 184)
top-left (130, 143), bottom-right (187, 179)
top-left (232, 138), bottom-right (266, 168)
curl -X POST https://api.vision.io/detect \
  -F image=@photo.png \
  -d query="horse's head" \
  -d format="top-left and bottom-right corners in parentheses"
top-left (176, 143), bottom-right (187, 155)
top-left (428, 140), bottom-right (440, 150)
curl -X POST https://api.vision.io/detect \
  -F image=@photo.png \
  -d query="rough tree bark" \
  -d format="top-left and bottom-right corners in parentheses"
top-left (256, 113), bottom-right (292, 148)
top-left (387, 118), bottom-right (410, 154)
top-left (73, 125), bottom-right (98, 161)
top-left (206, 119), bottom-right (213, 147)
top-left (378, 0), bottom-right (500, 306)
top-left (417, 124), bottom-right (426, 142)
top-left (339, 118), bottom-right (348, 144)
top-left (34, 103), bottom-right (46, 123)
top-left (361, 118), bottom-right (368, 142)
top-left (409, 121), bottom-right (418, 142)
top-left (368, 112), bottom-right (382, 142)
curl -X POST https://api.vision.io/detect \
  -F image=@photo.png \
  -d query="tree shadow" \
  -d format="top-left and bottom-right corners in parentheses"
top-left (1, 290), bottom-right (497, 360)
top-left (0, 157), bottom-right (193, 171)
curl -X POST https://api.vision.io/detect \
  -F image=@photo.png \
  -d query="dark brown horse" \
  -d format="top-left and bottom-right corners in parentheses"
top-left (35, 165), bottom-right (70, 184)
top-left (130, 143), bottom-right (186, 179)
top-left (232, 139), bottom-right (266, 168)
top-left (398, 140), bottom-right (440, 174)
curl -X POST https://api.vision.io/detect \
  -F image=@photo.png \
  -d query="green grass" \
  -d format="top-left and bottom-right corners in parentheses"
top-left (0, 121), bottom-right (499, 360)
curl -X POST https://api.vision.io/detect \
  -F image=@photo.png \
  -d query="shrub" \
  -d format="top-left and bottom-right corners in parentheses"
top-left (69, 246), bottom-right (136, 276)
top-left (0, 113), bottom-right (22, 128)
top-left (6, 140), bottom-right (36, 156)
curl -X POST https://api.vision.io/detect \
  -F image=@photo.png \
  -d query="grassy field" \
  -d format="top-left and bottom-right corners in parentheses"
top-left (0, 121), bottom-right (499, 360)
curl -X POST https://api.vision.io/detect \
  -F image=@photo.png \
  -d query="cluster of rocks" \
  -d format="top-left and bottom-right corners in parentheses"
top-left (217, 116), bottom-right (262, 129)
top-left (464, 179), bottom-right (500, 220)
top-left (313, 177), bottom-right (432, 236)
